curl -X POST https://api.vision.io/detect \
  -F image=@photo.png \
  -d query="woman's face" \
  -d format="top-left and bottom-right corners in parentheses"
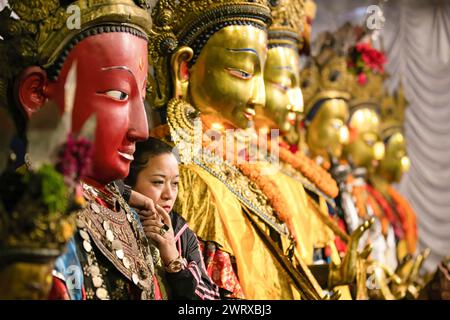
top-left (134, 153), bottom-right (179, 213)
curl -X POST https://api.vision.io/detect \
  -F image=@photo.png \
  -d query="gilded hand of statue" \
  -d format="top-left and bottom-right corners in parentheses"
top-left (329, 218), bottom-right (374, 288)
top-left (390, 248), bottom-right (431, 299)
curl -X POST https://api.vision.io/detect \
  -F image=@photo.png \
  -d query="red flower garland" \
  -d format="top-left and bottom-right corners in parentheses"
top-left (355, 42), bottom-right (386, 74)
top-left (348, 41), bottom-right (386, 86)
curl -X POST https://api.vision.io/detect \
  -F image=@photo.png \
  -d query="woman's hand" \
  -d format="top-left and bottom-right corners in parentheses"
top-left (140, 204), bottom-right (179, 266)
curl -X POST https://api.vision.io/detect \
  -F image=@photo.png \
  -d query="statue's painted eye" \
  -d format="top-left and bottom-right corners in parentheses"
top-left (226, 68), bottom-right (253, 80)
top-left (105, 90), bottom-right (129, 101)
top-left (331, 120), bottom-right (343, 129)
top-left (273, 82), bottom-right (289, 92)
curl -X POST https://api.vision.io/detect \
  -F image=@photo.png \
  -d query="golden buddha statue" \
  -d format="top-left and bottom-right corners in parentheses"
top-left (300, 28), bottom-right (390, 298)
top-left (332, 27), bottom-right (422, 298)
top-left (252, 0), bottom-right (376, 299)
top-left (368, 84), bottom-right (425, 299)
top-left (148, 0), bottom-right (331, 300)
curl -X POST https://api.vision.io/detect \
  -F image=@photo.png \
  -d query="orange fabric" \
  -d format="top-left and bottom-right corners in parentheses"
top-left (273, 139), bottom-right (339, 198)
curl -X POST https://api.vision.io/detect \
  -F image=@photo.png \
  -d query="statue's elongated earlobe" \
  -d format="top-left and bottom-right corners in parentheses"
top-left (170, 46), bottom-right (194, 99)
top-left (16, 67), bottom-right (49, 119)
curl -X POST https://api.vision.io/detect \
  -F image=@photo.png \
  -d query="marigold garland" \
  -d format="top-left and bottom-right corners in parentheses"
top-left (347, 175), bottom-right (368, 218)
top-left (237, 161), bottom-right (296, 243)
top-left (387, 186), bottom-right (418, 254)
top-left (269, 139), bottom-right (339, 198)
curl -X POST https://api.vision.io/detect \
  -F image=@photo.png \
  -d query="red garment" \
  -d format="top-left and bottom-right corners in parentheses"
top-left (199, 241), bottom-right (245, 299)
top-left (334, 218), bottom-right (348, 255)
top-left (48, 277), bottom-right (71, 300)
top-left (48, 276), bottom-right (86, 300)
top-left (153, 275), bottom-right (163, 300)
top-left (366, 184), bottom-right (405, 240)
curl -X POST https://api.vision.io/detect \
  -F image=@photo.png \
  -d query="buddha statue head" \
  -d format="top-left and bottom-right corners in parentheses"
top-left (0, 0), bottom-right (152, 187)
top-left (343, 64), bottom-right (386, 171)
top-left (301, 39), bottom-right (352, 163)
top-left (377, 84), bottom-right (410, 183)
top-left (331, 26), bottom-right (388, 171)
top-left (254, 0), bottom-right (304, 140)
top-left (149, 0), bottom-right (271, 130)
top-left (0, 0), bottom-right (152, 298)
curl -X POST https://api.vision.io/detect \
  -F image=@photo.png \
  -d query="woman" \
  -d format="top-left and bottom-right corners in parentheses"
top-left (125, 137), bottom-right (220, 300)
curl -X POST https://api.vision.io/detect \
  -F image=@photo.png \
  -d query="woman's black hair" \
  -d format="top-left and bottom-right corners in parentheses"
top-left (125, 137), bottom-right (178, 187)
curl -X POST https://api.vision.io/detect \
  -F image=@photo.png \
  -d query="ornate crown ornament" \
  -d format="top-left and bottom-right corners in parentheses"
top-left (148, 0), bottom-right (272, 109)
top-left (347, 51), bottom-right (385, 118)
top-left (348, 72), bottom-right (384, 111)
top-left (300, 25), bottom-right (357, 120)
top-left (268, 0), bottom-right (305, 50)
top-left (304, 0), bottom-right (316, 22)
top-left (0, 0), bottom-right (152, 108)
top-left (344, 24), bottom-right (387, 118)
top-left (301, 53), bottom-right (352, 121)
top-left (380, 83), bottom-right (408, 140)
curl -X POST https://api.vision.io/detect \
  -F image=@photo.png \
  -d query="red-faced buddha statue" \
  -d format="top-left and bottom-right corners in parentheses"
top-left (0, 0), bottom-right (160, 300)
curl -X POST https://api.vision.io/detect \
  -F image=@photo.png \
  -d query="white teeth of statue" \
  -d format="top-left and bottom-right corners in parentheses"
top-left (118, 151), bottom-right (134, 161)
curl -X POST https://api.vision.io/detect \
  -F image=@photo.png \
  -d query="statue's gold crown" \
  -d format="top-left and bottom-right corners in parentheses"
top-left (348, 72), bottom-right (385, 118)
top-left (300, 27), bottom-right (358, 117)
top-left (0, 0), bottom-right (152, 106)
top-left (380, 83), bottom-right (408, 140)
top-left (148, 0), bottom-right (271, 109)
top-left (149, 0), bottom-right (270, 59)
top-left (268, 0), bottom-right (305, 50)
top-left (304, 0), bottom-right (316, 20)
top-left (301, 55), bottom-right (352, 117)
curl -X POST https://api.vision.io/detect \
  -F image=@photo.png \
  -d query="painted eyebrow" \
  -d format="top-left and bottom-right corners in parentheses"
top-left (273, 66), bottom-right (294, 71)
top-left (101, 66), bottom-right (139, 83)
top-left (101, 66), bottom-right (146, 95)
top-left (270, 66), bottom-right (297, 84)
top-left (226, 48), bottom-right (259, 58)
top-left (102, 66), bottom-right (134, 75)
top-left (226, 48), bottom-right (258, 54)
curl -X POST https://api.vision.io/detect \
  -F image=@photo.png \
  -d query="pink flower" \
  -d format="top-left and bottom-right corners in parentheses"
top-left (357, 73), bottom-right (367, 86)
top-left (355, 42), bottom-right (386, 74)
top-left (57, 134), bottom-right (93, 182)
